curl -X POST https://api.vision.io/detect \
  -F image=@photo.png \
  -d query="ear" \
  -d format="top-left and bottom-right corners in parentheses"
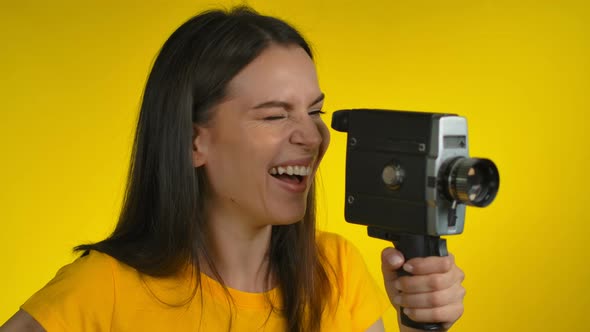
top-left (192, 124), bottom-right (210, 167)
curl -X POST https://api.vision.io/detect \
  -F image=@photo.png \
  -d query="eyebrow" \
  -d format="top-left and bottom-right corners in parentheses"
top-left (252, 93), bottom-right (325, 110)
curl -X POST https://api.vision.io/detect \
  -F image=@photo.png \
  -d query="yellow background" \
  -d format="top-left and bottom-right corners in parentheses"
top-left (1, 0), bottom-right (589, 331)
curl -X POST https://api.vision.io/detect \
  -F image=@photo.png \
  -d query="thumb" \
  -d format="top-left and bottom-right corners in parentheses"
top-left (381, 247), bottom-right (405, 282)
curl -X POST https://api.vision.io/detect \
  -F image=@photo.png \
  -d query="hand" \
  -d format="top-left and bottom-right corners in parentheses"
top-left (381, 248), bottom-right (465, 330)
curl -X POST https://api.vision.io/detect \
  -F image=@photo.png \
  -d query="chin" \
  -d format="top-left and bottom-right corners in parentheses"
top-left (270, 214), bottom-right (305, 226)
top-left (268, 206), bottom-right (307, 226)
top-left (259, 193), bottom-right (311, 226)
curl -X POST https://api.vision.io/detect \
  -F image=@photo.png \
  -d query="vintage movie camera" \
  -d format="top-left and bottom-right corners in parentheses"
top-left (331, 109), bottom-right (499, 331)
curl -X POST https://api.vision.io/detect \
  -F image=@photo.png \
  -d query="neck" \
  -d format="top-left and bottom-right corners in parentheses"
top-left (202, 202), bottom-right (274, 293)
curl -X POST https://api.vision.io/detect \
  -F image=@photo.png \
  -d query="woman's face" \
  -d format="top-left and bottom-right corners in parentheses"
top-left (194, 44), bottom-right (330, 227)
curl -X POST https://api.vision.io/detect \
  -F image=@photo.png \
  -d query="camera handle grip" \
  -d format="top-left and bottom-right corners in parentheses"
top-left (367, 228), bottom-right (448, 331)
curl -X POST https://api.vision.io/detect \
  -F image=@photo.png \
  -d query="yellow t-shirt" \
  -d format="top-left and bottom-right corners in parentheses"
top-left (22, 232), bottom-right (391, 331)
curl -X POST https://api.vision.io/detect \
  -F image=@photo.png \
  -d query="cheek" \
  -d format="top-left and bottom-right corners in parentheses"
top-left (318, 121), bottom-right (331, 160)
top-left (208, 129), bottom-right (271, 178)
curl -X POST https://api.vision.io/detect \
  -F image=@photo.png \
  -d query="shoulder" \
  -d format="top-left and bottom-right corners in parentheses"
top-left (37, 250), bottom-right (121, 296)
top-left (316, 231), bottom-right (363, 264)
top-left (28, 250), bottom-right (118, 300)
top-left (317, 230), bottom-right (347, 245)
top-left (21, 250), bottom-right (121, 331)
top-left (316, 231), bottom-right (368, 285)
top-left (55, 250), bottom-right (118, 281)
top-left (316, 231), bottom-right (349, 251)
top-left (316, 231), bottom-right (391, 330)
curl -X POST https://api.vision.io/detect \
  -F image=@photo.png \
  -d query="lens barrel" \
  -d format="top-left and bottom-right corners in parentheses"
top-left (440, 157), bottom-right (499, 207)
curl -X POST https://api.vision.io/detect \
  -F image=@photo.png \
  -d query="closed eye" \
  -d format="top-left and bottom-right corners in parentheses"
top-left (264, 115), bottom-right (287, 121)
top-left (309, 110), bottom-right (325, 116)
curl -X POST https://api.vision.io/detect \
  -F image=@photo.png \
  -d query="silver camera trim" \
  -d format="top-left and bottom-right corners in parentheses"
top-left (426, 115), bottom-right (469, 236)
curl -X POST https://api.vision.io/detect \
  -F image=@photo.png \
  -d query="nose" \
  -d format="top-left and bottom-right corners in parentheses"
top-left (289, 114), bottom-right (323, 149)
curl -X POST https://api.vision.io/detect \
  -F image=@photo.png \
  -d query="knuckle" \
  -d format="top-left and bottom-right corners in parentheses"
top-left (448, 253), bottom-right (455, 264)
top-left (441, 256), bottom-right (453, 271)
top-left (453, 304), bottom-right (465, 321)
top-left (430, 307), bottom-right (446, 322)
top-left (456, 267), bottom-right (465, 282)
top-left (459, 286), bottom-right (467, 299)
top-left (429, 274), bottom-right (445, 290)
top-left (428, 292), bottom-right (445, 307)
top-left (397, 276), bottom-right (409, 291)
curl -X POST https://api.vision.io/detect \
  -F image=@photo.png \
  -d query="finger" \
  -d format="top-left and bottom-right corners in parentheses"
top-left (402, 254), bottom-right (456, 275)
top-left (382, 247), bottom-right (406, 307)
top-left (395, 266), bottom-right (464, 293)
top-left (381, 247), bottom-right (405, 282)
top-left (393, 283), bottom-right (466, 309)
top-left (402, 302), bottom-right (464, 325)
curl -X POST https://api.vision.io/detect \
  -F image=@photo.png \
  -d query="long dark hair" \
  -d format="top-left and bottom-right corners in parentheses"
top-left (75, 6), bottom-right (333, 331)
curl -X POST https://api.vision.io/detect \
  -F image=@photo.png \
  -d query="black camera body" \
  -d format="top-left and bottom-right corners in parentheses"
top-left (332, 109), bottom-right (499, 238)
top-left (332, 109), bottom-right (499, 331)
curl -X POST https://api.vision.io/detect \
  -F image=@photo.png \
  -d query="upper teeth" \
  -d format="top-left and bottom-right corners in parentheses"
top-left (269, 165), bottom-right (312, 176)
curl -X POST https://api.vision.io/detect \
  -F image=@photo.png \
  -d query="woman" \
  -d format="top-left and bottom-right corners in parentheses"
top-left (1, 6), bottom-right (465, 332)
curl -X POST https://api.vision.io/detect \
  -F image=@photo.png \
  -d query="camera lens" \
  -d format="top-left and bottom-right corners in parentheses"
top-left (440, 157), bottom-right (499, 207)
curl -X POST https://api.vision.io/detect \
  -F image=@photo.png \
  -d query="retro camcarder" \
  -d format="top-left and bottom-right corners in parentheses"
top-left (331, 109), bottom-right (499, 331)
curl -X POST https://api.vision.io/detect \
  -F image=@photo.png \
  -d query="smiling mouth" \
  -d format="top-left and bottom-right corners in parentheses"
top-left (269, 165), bottom-right (312, 184)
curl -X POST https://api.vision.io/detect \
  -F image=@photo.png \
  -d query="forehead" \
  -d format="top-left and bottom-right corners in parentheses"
top-left (225, 44), bottom-right (320, 103)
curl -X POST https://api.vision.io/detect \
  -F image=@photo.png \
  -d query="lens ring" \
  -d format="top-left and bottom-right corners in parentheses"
top-left (441, 157), bottom-right (499, 207)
